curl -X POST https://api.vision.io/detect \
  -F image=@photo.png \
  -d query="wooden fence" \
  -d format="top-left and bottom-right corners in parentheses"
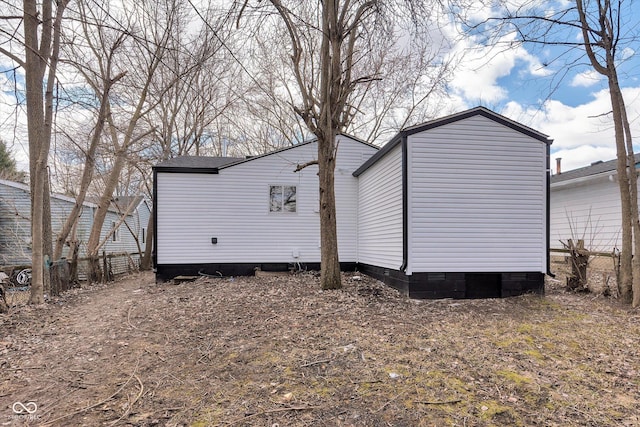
top-left (50, 251), bottom-right (142, 295)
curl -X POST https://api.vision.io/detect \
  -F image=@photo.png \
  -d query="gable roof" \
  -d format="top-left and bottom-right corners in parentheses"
top-left (112, 195), bottom-right (147, 214)
top-left (0, 178), bottom-right (98, 208)
top-left (153, 134), bottom-right (378, 173)
top-left (551, 153), bottom-right (640, 185)
top-left (154, 156), bottom-right (244, 173)
top-left (353, 106), bottom-right (552, 177)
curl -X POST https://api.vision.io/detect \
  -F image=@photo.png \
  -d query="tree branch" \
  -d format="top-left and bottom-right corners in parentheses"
top-left (0, 46), bottom-right (25, 68)
top-left (294, 159), bottom-right (318, 172)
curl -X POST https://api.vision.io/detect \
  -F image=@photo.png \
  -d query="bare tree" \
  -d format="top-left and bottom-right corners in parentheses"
top-left (576, 0), bottom-right (640, 306)
top-left (52, 2), bottom-right (128, 262)
top-left (143, 5), bottom-right (237, 160)
top-left (0, 0), bottom-right (70, 303)
top-left (83, 0), bottom-right (173, 281)
top-left (237, 0), bottom-right (451, 290)
top-left (466, 0), bottom-right (639, 305)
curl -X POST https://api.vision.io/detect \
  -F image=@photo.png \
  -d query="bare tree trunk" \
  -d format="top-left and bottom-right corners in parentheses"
top-left (24, 0), bottom-right (48, 304)
top-left (606, 59), bottom-right (636, 304)
top-left (53, 71), bottom-right (125, 261)
top-left (617, 89), bottom-right (640, 307)
top-left (86, 146), bottom-right (128, 281)
top-left (317, 133), bottom-right (341, 289)
top-left (23, 0), bottom-right (68, 303)
top-left (43, 178), bottom-right (53, 295)
top-left (576, 0), bottom-right (635, 303)
top-left (140, 212), bottom-right (154, 271)
top-left (610, 91), bottom-right (633, 302)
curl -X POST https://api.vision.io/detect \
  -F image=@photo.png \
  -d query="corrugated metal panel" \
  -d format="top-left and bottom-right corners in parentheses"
top-left (357, 144), bottom-right (403, 269)
top-left (550, 177), bottom-right (622, 251)
top-left (407, 115), bottom-right (547, 273)
top-left (156, 136), bottom-right (377, 265)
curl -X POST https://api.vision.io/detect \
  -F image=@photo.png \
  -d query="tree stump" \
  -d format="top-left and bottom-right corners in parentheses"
top-left (564, 239), bottom-right (589, 291)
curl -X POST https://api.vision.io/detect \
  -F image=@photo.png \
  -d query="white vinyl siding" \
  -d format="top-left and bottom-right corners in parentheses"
top-left (156, 136), bottom-right (377, 265)
top-left (357, 144), bottom-right (403, 269)
top-left (406, 115), bottom-right (547, 273)
top-left (0, 180), bottom-right (147, 265)
top-left (550, 176), bottom-right (623, 252)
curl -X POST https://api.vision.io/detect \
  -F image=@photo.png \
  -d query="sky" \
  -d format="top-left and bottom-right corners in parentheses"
top-left (0, 1), bottom-right (638, 175)
top-left (441, 0), bottom-right (640, 173)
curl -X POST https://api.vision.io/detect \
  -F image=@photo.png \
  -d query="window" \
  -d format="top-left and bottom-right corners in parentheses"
top-left (270, 185), bottom-right (297, 213)
top-left (142, 228), bottom-right (146, 244)
top-left (111, 221), bottom-right (120, 242)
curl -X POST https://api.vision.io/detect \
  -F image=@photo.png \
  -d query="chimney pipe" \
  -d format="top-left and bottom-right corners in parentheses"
top-left (556, 157), bottom-right (562, 175)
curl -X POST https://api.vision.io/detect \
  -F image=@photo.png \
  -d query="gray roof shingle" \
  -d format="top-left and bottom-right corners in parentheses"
top-left (155, 156), bottom-right (244, 169)
top-left (551, 153), bottom-right (640, 184)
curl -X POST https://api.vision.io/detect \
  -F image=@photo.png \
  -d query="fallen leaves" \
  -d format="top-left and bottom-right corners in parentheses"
top-left (0, 265), bottom-right (639, 426)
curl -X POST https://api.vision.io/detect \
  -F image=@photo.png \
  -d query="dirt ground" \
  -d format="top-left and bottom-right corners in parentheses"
top-left (1, 262), bottom-right (639, 426)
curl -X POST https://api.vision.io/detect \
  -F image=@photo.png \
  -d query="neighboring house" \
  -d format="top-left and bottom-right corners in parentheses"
top-left (0, 179), bottom-right (93, 265)
top-left (104, 195), bottom-right (152, 256)
top-left (154, 107), bottom-right (552, 299)
top-left (0, 179), bottom-right (149, 274)
top-left (550, 155), bottom-right (639, 253)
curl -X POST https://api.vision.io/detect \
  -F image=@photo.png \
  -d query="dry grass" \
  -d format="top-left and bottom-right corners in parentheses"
top-left (1, 264), bottom-right (639, 426)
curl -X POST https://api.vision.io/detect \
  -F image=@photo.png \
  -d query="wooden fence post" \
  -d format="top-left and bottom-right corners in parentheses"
top-left (102, 251), bottom-right (108, 283)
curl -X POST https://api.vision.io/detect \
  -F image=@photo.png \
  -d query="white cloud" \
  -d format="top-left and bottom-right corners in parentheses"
top-left (502, 87), bottom-right (640, 172)
top-left (551, 145), bottom-right (617, 173)
top-left (447, 31), bottom-right (554, 104)
top-left (570, 69), bottom-right (601, 87)
top-left (620, 47), bottom-right (635, 61)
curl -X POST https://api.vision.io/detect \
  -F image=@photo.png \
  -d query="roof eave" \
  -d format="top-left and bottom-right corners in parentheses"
top-left (551, 171), bottom-right (614, 188)
top-left (353, 133), bottom-right (402, 177)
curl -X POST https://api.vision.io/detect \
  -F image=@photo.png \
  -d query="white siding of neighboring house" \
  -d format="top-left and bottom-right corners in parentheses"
top-left (101, 210), bottom-right (139, 255)
top-left (357, 144), bottom-right (403, 269)
top-left (550, 175), bottom-right (622, 252)
top-left (406, 115), bottom-right (547, 273)
top-left (156, 136), bottom-right (377, 265)
top-left (136, 200), bottom-right (152, 250)
top-left (0, 180), bottom-right (94, 265)
top-left (101, 200), bottom-right (151, 257)
top-left (0, 179), bottom-right (142, 269)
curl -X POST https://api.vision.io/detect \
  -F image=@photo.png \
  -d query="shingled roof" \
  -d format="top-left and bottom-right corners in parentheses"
top-left (155, 156), bottom-right (244, 169)
top-left (551, 153), bottom-right (640, 184)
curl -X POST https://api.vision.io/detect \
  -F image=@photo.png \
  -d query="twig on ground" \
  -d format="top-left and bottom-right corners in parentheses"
top-left (300, 359), bottom-right (330, 367)
top-left (127, 304), bottom-right (168, 339)
top-left (3, 366), bottom-right (45, 370)
top-left (225, 405), bottom-right (321, 426)
top-left (415, 399), bottom-right (462, 405)
top-left (375, 394), bottom-right (401, 412)
top-left (41, 354), bottom-right (143, 426)
top-left (108, 373), bottom-right (144, 426)
top-left (350, 378), bottom-right (382, 384)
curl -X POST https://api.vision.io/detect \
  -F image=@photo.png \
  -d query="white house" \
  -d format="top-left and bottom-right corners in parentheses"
top-left (153, 134), bottom-right (378, 281)
top-left (154, 107), bottom-right (552, 298)
top-left (354, 107), bottom-right (552, 298)
top-left (550, 155), bottom-right (639, 253)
